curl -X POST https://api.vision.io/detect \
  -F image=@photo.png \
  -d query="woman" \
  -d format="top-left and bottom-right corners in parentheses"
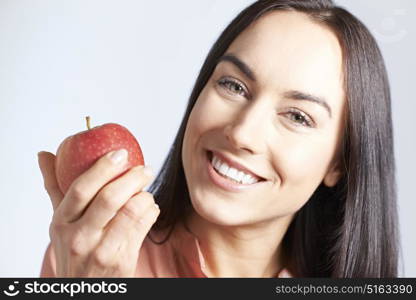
top-left (38, 0), bottom-right (399, 277)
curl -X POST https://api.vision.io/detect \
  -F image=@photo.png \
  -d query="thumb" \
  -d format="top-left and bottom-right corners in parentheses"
top-left (38, 151), bottom-right (64, 211)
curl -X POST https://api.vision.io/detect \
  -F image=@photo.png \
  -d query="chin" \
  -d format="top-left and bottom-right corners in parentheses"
top-left (189, 193), bottom-right (259, 227)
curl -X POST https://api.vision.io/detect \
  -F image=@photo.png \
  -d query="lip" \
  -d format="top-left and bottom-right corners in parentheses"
top-left (205, 150), bottom-right (267, 192)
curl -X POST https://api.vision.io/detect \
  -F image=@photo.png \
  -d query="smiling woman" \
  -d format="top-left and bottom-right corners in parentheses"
top-left (145, 0), bottom-right (398, 278)
top-left (39, 0), bottom-right (399, 278)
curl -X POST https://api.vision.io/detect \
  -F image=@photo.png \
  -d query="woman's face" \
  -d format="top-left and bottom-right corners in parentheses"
top-left (182, 11), bottom-right (346, 226)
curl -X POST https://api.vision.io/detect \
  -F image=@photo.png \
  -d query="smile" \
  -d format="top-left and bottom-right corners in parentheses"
top-left (205, 150), bottom-right (267, 192)
top-left (211, 154), bottom-right (259, 184)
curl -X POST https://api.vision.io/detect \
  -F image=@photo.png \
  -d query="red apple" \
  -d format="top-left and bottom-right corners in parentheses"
top-left (55, 116), bottom-right (144, 194)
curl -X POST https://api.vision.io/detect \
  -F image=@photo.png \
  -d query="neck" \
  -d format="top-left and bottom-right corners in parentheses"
top-left (184, 211), bottom-right (293, 278)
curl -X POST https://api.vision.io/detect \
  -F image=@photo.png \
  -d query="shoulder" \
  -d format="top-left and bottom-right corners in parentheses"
top-left (135, 227), bottom-right (179, 277)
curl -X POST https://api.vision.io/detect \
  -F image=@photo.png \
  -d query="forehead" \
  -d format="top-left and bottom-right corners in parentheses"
top-left (225, 11), bottom-right (345, 108)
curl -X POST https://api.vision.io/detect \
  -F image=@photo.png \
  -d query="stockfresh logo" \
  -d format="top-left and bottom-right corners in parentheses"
top-left (3, 281), bottom-right (20, 297)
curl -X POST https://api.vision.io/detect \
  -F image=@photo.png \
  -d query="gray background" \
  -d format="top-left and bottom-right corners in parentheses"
top-left (0, 0), bottom-right (414, 277)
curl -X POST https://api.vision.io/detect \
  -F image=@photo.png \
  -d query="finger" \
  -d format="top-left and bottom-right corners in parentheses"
top-left (124, 202), bottom-right (159, 259)
top-left (92, 193), bottom-right (159, 267)
top-left (56, 149), bottom-right (130, 223)
top-left (81, 165), bottom-right (154, 230)
top-left (38, 151), bottom-right (64, 211)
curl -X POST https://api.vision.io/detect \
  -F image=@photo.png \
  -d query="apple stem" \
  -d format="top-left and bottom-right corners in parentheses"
top-left (86, 116), bottom-right (91, 130)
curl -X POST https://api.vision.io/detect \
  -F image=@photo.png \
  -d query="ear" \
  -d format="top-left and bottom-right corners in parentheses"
top-left (323, 161), bottom-right (343, 187)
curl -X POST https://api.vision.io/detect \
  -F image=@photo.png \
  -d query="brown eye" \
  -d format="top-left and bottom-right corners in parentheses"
top-left (217, 77), bottom-right (248, 98)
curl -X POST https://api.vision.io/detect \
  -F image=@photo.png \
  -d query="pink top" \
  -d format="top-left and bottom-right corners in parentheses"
top-left (40, 221), bottom-right (292, 278)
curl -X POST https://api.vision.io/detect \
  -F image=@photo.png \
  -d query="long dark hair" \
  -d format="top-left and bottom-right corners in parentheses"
top-left (148, 0), bottom-right (399, 277)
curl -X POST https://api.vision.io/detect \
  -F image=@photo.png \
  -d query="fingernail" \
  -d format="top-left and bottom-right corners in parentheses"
top-left (142, 165), bottom-right (153, 177)
top-left (109, 149), bottom-right (128, 164)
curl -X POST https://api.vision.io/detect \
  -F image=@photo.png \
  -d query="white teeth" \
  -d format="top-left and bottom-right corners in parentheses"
top-left (227, 168), bottom-right (239, 180)
top-left (210, 154), bottom-right (259, 184)
top-left (219, 163), bottom-right (229, 175)
top-left (242, 174), bottom-right (254, 184)
top-left (236, 171), bottom-right (245, 182)
top-left (213, 156), bottom-right (221, 169)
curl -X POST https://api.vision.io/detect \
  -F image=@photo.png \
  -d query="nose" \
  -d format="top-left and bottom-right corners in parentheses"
top-left (223, 103), bottom-right (268, 154)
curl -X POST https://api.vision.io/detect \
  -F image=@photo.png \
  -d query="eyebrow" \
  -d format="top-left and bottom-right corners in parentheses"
top-left (217, 53), bottom-right (332, 118)
top-left (217, 54), bottom-right (257, 81)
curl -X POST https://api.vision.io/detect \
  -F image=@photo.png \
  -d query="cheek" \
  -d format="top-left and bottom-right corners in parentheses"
top-left (269, 136), bottom-right (337, 210)
top-left (184, 88), bottom-right (226, 146)
top-left (182, 88), bottom-right (218, 169)
top-left (284, 142), bottom-right (333, 180)
top-left (277, 127), bottom-right (338, 178)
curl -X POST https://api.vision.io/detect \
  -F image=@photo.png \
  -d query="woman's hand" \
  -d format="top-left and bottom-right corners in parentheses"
top-left (37, 149), bottom-right (160, 277)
